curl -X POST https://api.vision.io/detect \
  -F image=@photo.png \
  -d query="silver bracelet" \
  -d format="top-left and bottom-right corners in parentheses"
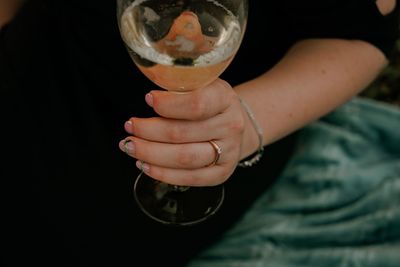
top-left (238, 98), bottom-right (265, 168)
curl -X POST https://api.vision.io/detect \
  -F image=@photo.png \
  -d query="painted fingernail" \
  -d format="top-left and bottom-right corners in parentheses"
top-left (120, 139), bottom-right (135, 155)
top-left (145, 93), bottom-right (153, 107)
top-left (124, 120), bottom-right (133, 132)
top-left (136, 160), bottom-right (150, 173)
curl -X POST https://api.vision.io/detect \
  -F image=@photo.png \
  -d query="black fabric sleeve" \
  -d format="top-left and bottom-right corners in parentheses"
top-left (279, 0), bottom-right (400, 59)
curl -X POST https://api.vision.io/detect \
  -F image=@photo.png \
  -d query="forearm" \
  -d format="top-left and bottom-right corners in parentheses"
top-left (236, 38), bottom-right (388, 159)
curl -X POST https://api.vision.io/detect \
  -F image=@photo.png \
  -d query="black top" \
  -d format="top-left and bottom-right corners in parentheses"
top-left (1, 0), bottom-right (399, 266)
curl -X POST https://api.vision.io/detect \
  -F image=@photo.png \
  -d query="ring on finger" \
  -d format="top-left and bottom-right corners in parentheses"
top-left (208, 140), bottom-right (222, 167)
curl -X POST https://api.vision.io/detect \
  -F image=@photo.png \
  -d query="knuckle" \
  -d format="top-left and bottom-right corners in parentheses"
top-left (189, 94), bottom-right (208, 120)
top-left (216, 79), bottom-right (232, 92)
top-left (176, 148), bottom-right (199, 167)
top-left (219, 81), bottom-right (236, 107)
top-left (165, 124), bottom-right (185, 142)
top-left (229, 117), bottom-right (245, 134)
top-left (227, 111), bottom-right (245, 135)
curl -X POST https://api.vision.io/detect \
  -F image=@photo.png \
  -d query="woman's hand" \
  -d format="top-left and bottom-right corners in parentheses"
top-left (119, 79), bottom-right (252, 187)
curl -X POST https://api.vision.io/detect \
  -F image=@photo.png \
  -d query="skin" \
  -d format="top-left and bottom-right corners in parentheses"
top-left (4, 0), bottom-right (394, 187)
top-left (0, 0), bottom-right (24, 28)
top-left (155, 11), bottom-right (215, 58)
top-left (119, 0), bottom-right (396, 187)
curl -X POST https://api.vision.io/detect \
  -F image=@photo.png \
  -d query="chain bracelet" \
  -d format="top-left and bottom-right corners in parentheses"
top-left (238, 98), bottom-right (265, 168)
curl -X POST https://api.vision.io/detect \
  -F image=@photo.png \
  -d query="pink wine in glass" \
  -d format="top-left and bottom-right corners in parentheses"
top-left (117, 0), bottom-right (247, 225)
top-left (120, 1), bottom-right (243, 91)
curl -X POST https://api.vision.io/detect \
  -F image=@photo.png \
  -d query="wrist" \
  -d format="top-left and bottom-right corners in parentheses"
top-left (238, 98), bottom-right (265, 168)
top-left (240, 110), bottom-right (260, 159)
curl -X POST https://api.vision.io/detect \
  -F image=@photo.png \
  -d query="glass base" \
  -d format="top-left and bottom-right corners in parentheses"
top-left (133, 171), bottom-right (225, 226)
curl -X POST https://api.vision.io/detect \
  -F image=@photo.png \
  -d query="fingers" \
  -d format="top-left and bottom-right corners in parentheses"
top-left (147, 78), bottom-right (235, 120)
top-left (119, 137), bottom-right (238, 170)
top-left (118, 137), bottom-right (240, 186)
top-left (119, 78), bottom-right (246, 186)
top-left (124, 86), bottom-right (244, 144)
top-left (134, 162), bottom-right (235, 187)
top-left (124, 115), bottom-right (231, 143)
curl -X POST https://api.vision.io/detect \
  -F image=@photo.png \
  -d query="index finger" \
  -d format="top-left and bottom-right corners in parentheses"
top-left (148, 79), bottom-right (235, 120)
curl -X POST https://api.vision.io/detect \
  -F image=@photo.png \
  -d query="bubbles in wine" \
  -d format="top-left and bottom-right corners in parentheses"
top-left (120, 0), bottom-right (242, 67)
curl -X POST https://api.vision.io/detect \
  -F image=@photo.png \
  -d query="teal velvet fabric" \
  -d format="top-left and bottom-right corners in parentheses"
top-left (188, 97), bottom-right (400, 267)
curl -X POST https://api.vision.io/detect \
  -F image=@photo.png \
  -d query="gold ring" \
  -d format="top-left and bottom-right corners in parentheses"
top-left (208, 140), bottom-right (222, 167)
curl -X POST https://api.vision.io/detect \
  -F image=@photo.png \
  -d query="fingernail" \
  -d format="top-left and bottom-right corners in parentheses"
top-left (145, 93), bottom-right (153, 107)
top-left (120, 139), bottom-right (135, 155)
top-left (124, 120), bottom-right (133, 132)
top-left (136, 160), bottom-right (150, 173)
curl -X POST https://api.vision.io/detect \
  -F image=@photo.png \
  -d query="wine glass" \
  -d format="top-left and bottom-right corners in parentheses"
top-left (117, 0), bottom-right (248, 225)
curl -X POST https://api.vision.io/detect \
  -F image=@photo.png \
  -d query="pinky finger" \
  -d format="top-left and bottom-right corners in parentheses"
top-left (135, 160), bottom-right (233, 187)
